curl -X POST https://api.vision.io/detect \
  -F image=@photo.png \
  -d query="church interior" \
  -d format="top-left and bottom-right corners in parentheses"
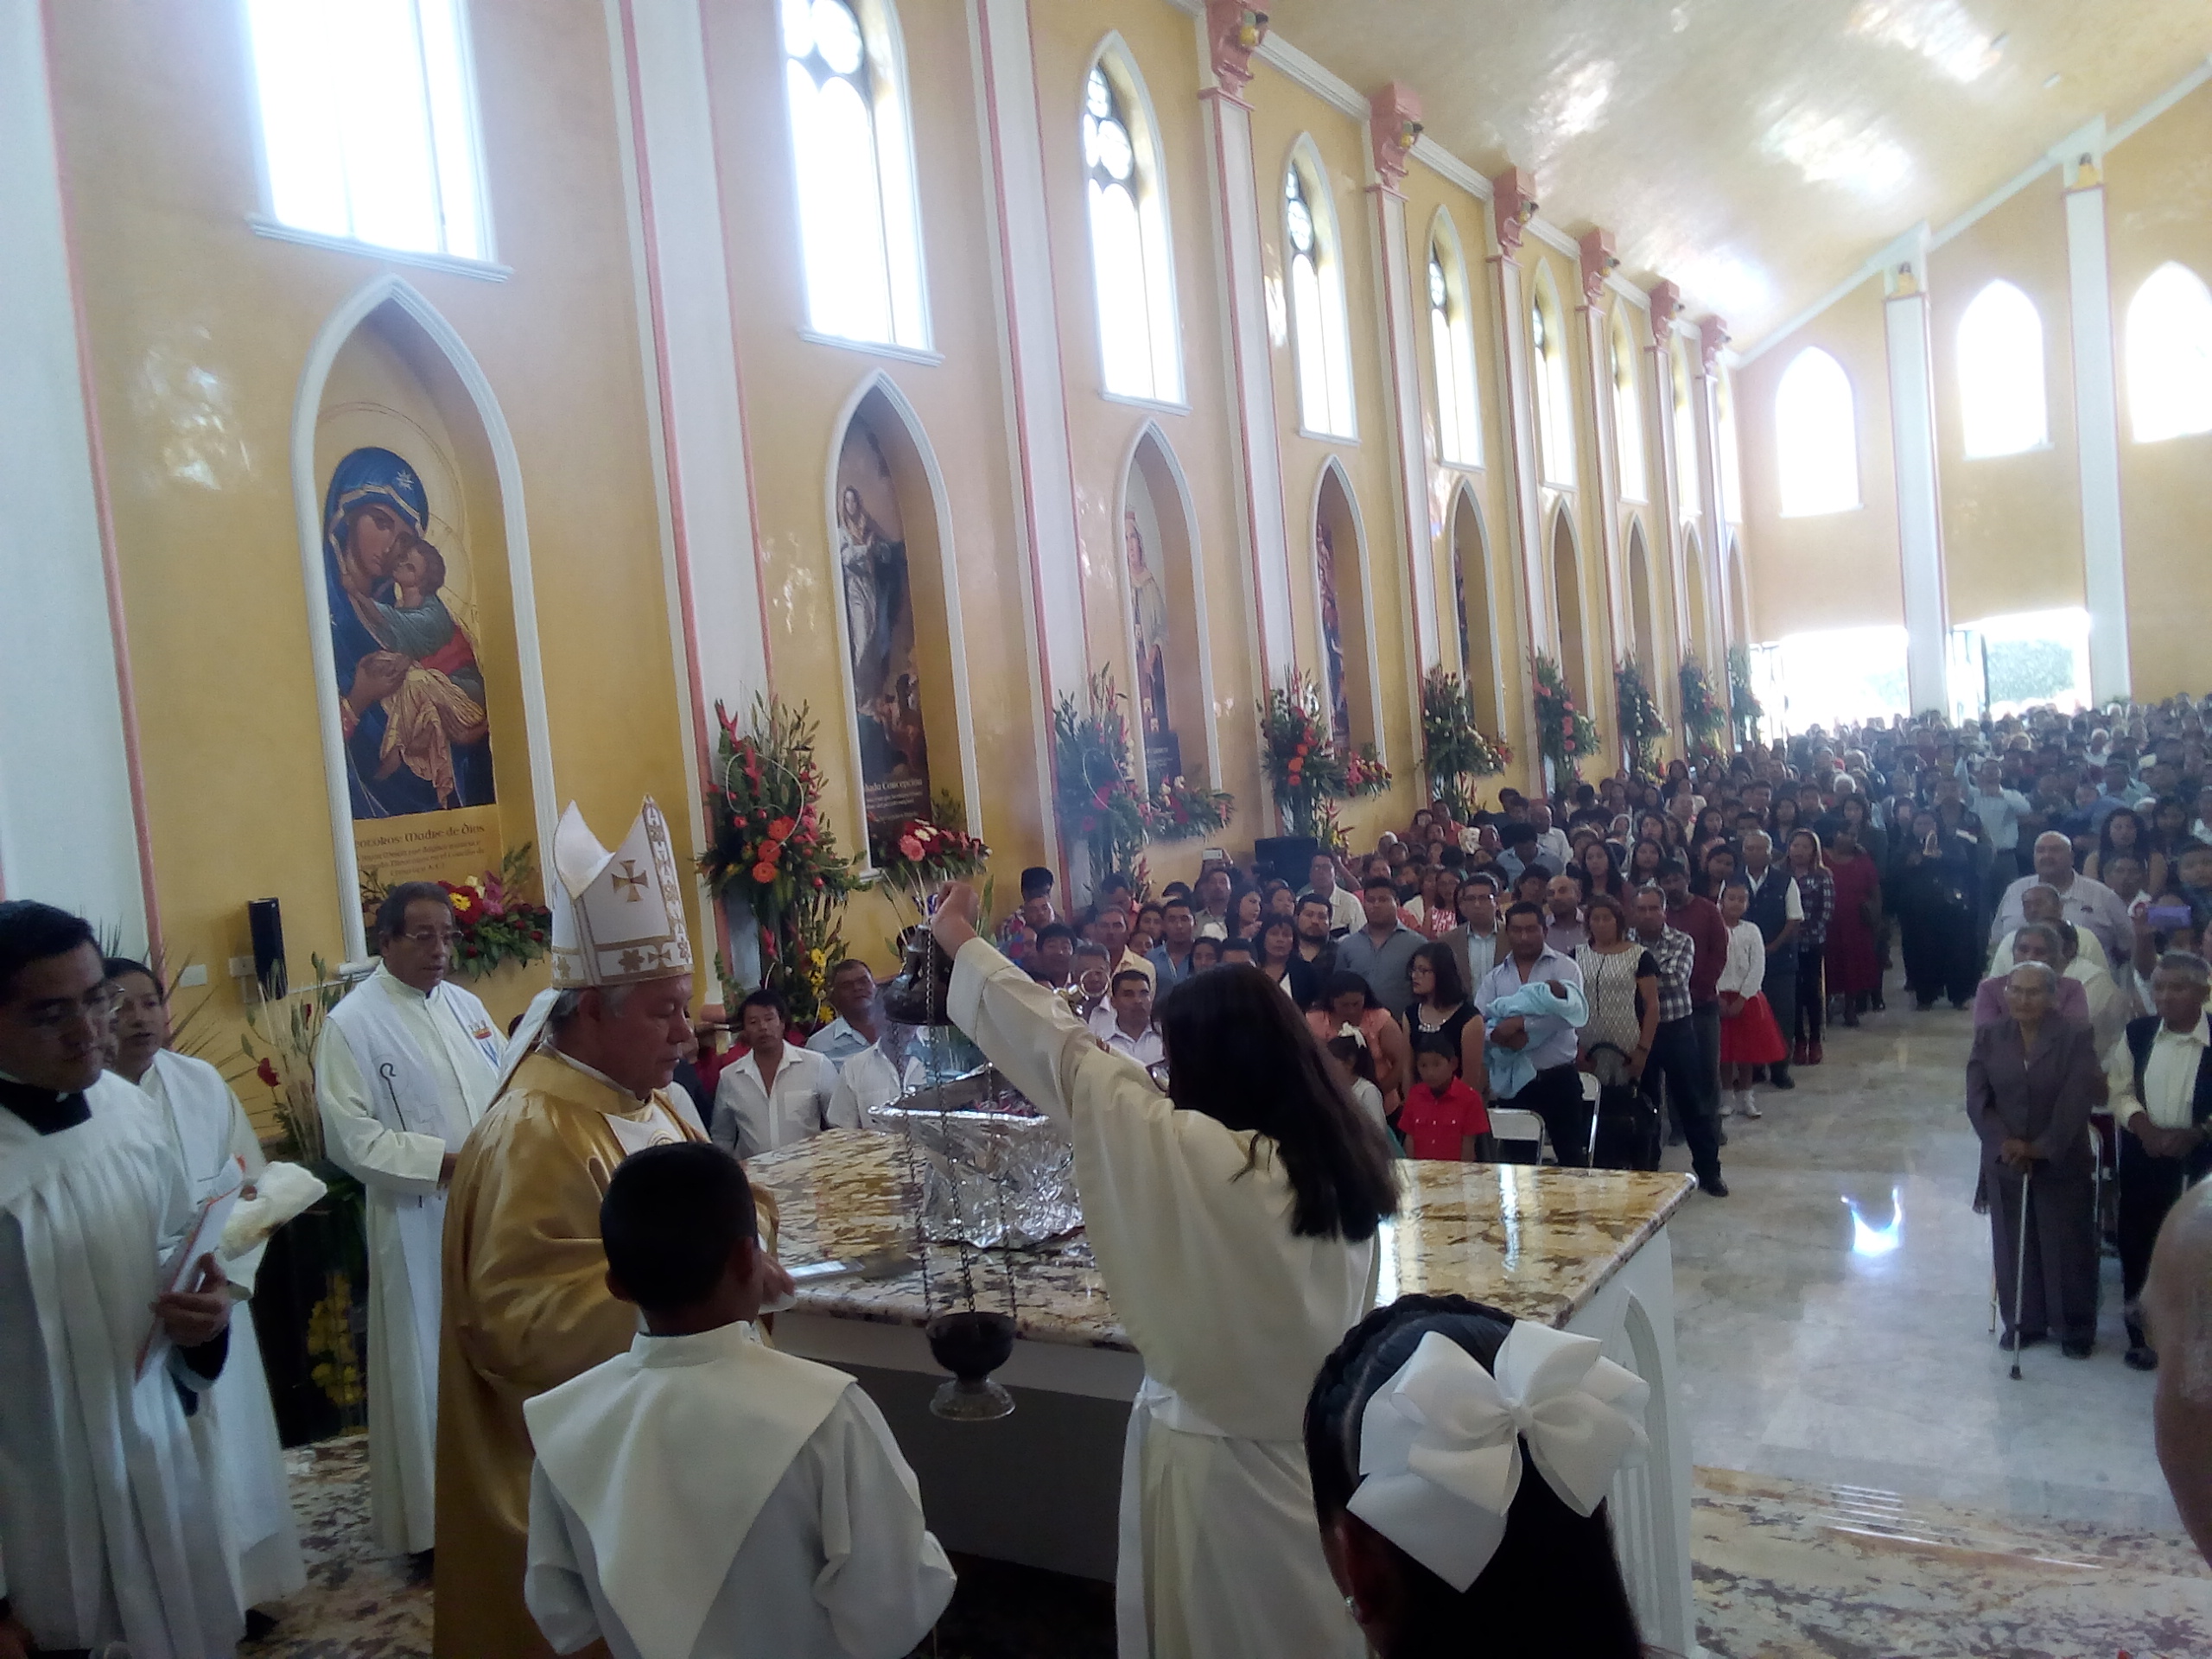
top-left (8, 0), bottom-right (2212, 1654)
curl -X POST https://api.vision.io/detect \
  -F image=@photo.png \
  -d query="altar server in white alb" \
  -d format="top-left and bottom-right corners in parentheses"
top-left (315, 879), bottom-right (505, 1555)
top-left (109, 957), bottom-right (307, 1617)
top-left (929, 884), bottom-right (1399, 1659)
top-left (0, 901), bottom-right (241, 1659)
top-left (524, 1141), bottom-right (954, 1659)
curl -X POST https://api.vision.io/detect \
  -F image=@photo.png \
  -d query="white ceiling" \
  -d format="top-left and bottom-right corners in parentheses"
top-left (1262, 0), bottom-right (2212, 347)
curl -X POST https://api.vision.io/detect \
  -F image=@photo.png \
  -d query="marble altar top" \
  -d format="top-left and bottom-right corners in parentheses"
top-left (750, 1128), bottom-right (1694, 1351)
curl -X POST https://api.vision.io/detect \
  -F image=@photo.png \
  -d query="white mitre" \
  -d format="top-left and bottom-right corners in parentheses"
top-left (493, 796), bottom-right (693, 1100)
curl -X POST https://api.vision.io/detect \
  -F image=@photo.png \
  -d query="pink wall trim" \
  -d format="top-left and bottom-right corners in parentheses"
top-left (976, 0), bottom-right (1069, 868)
top-left (1201, 86), bottom-right (1279, 692)
top-left (41, 0), bottom-right (162, 957)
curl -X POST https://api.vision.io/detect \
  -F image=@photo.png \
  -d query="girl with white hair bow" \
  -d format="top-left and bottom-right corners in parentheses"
top-left (1304, 1294), bottom-right (1651, 1657)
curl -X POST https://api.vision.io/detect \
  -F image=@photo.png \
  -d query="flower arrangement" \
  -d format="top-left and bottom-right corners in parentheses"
top-left (871, 791), bottom-right (991, 895)
top-left (1344, 744), bottom-right (1393, 798)
top-left (1261, 671), bottom-right (1350, 837)
top-left (700, 696), bottom-right (861, 1028)
top-left (240, 953), bottom-right (349, 1167)
top-left (1727, 645), bottom-right (1764, 746)
top-left (1678, 658), bottom-right (1727, 747)
top-left (1141, 774), bottom-right (1235, 842)
top-left (1053, 668), bottom-right (1147, 888)
top-left (1419, 667), bottom-right (1512, 819)
top-left (359, 845), bottom-right (551, 981)
top-left (1532, 653), bottom-right (1599, 781)
top-left (1613, 659), bottom-right (1668, 775)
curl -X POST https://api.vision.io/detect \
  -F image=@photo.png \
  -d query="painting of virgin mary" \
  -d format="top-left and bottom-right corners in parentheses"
top-left (321, 445), bottom-right (497, 817)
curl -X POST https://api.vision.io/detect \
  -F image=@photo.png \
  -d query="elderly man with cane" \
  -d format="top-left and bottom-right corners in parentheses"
top-left (1967, 961), bottom-right (2106, 1362)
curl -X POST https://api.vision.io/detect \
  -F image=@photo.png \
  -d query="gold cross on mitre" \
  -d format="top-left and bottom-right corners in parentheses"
top-left (611, 860), bottom-right (650, 903)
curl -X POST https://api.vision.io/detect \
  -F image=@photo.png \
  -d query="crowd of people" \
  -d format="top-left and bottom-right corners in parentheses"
top-left (13, 696), bottom-right (2212, 1657)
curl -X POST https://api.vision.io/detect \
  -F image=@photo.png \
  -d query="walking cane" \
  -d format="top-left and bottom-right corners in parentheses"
top-left (2010, 1166), bottom-right (2032, 1381)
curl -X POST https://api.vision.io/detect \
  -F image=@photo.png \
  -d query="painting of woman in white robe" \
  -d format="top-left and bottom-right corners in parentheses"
top-left (835, 420), bottom-right (931, 830)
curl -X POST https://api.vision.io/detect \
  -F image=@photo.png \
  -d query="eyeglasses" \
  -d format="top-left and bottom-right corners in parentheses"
top-left (402, 929), bottom-right (461, 947)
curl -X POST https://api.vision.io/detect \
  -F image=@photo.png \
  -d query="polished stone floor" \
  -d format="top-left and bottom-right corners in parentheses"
top-left (242, 988), bottom-right (2212, 1657)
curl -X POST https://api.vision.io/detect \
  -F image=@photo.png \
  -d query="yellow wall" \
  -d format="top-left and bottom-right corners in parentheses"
top-left (1735, 277), bottom-right (1903, 639)
top-left (48, 0), bottom-right (688, 1099)
top-left (1927, 171), bottom-right (2083, 624)
top-left (2108, 80), bottom-right (2212, 699)
top-left (1738, 76), bottom-right (2212, 704)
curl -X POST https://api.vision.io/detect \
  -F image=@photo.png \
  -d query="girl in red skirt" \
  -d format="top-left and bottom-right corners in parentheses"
top-left (1717, 879), bottom-right (1788, 1119)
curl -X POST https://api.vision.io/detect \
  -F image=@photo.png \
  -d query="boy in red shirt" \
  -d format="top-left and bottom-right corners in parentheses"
top-left (1398, 1035), bottom-right (1491, 1161)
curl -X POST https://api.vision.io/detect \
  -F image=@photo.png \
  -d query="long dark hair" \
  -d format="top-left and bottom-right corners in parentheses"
top-left (1155, 965), bottom-right (1398, 1241)
top-left (1304, 1294), bottom-right (1643, 1658)
top-left (1408, 941), bottom-right (1467, 1008)
top-left (2099, 806), bottom-right (2148, 868)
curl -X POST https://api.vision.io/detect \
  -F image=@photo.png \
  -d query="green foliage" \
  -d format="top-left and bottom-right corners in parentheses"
top-left (1677, 658), bottom-right (1726, 746)
top-left (1053, 669), bottom-right (1147, 890)
top-left (1613, 659), bottom-right (1667, 774)
top-left (1726, 645), bottom-right (1763, 744)
top-left (1532, 654), bottom-right (1599, 781)
top-left (1420, 667), bottom-right (1512, 817)
top-left (1260, 671), bottom-right (1350, 837)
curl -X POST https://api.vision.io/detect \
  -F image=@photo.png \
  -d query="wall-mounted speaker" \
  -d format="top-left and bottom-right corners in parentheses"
top-left (248, 898), bottom-right (286, 1000)
top-left (1252, 836), bottom-right (1320, 888)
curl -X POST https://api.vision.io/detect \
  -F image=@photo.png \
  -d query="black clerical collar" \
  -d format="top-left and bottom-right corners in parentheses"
top-left (0, 1073), bottom-right (92, 1135)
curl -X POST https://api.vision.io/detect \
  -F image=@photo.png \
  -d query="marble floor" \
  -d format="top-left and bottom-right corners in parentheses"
top-left (242, 987), bottom-right (2212, 1657)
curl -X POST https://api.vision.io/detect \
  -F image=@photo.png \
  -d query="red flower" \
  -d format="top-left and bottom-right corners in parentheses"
top-left (898, 834), bottom-right (925, 861)
top-left (256, 1057), bottom-right (280, 1091)
top-left (769, 817), bottom-right (796, 840)
top-left (751, 861), bottom-right (779, 884)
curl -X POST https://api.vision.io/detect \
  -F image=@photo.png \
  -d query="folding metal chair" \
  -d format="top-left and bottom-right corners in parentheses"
top-left (1488, 1107), bottom-right (1548, 1165)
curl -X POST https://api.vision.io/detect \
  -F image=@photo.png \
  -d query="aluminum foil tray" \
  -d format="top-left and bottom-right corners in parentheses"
top-left (874, 1071), bottom-right (1081, 1248)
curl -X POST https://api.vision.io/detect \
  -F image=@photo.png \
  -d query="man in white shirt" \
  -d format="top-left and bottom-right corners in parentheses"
top-left (2107, 952), bottom-right (2212, 1372)
top-left (315, 880), bottom-right (503, 1556)
top-left (804, 959), bottom-right (880, 1072)
top-left (1528, 801), bottom-right (1573, 876)
top-left (1192, 866), bottom-right (1235, 940)
top-left (1454, 872), bottom-right (1506, 992)
top-left (712, 989), bottom-right (848, 1158)
top-left (1299, 851), bottom-right (1363, 936)
top-left (1088, 968), bottom-right (1166, 1068)
top-left (1084, 902), bottom-right (1157, 990)
top-left (1988, 832), bottom-right (2133, 970)
top-left (1969, 759), bottom-right (2037, 886)
top-left (827, 1023), bottom-right (924, 1132)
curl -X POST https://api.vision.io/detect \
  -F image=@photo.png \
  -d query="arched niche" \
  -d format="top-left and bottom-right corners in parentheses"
top-left (823, 373), bottom-right (980, 863)
top-left (1549, 506), bottom-right (1590, 707)
top-left (1626, 517), bottom-right (1658, 681)
top-left (293, 276), bottom-right (552, 966)
top-left (1118, 424), bottom-right (1219, 790)
top-left (1449, 484), bottom-right (1503, 734)
top-left (1726, 535), bottom-right (1751, 650)
top-left (1683, 526), bottom-right (1713, 667)
top-left (1313, 460), bottom-right (1382, 760)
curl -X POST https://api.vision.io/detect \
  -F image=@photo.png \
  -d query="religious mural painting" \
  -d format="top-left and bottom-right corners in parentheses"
top-left (1124, 467), bottom-right (1180, 785)
top-left (322, 442), bottom-right (503, 885)
top-left (835, 416), bottom-right (932, 832)
top-left (1317, 518), bottom-right (1353, 752)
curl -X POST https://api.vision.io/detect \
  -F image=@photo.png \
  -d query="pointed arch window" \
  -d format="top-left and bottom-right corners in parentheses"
top-left (1957, 280), bottom-right (2047, 456)
top-left (1610, 310), bottom-right (1645, 501)
top-left (1531, 279), bottom-right (1575, 486)
top-left (1670, 338), bottom-right (1702, 520)
top-left (1428, 225), bottom-right (1481, 467)
top-left (1285, 151), bottom-right (1356, 438)
top-left (244, 0), bottom-right (488, 259)
top-left (2126, 262), bottom-right (2212, 443)
top-left (1716, 370), bottom-right (1744, 523)
top-left (1774, 346), bottom-right (1859, 515)
top-left (1084, 55), bottom-right (1181, 403)
top-left (782, 0), bottom-right (928, 350)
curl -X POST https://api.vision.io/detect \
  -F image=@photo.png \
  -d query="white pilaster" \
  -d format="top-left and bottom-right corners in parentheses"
top-left (1883, 259), bottom-right (1950, 715)
top-left (0, 0), bottom-right (151, 945)
top-left (1485, 172), bottom-right (1548, 783)
top-left (2061, 164), bottom-right (2130, 702)
top-left (1686, 326), bottom-right (1727, 660)
top-left (615, 0), bottom-right (771, 725)
top-left (1578, 232), bottom-right (1626, 735)
top-left (973, 0), bottom-right (1088, 846)
top-left (1645, 286), bottom-right (1692, 674)
top-left (1365, 86), bottom-right (1440, 691)
top-left (1198, 18), bottom-right (1294, 690)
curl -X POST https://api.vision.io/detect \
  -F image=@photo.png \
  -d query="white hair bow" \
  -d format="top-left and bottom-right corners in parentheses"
top-left (1335, 1021), bottom-right (1369, 1049)
top-left (1347, 1322), bottom-right (1650, 1591)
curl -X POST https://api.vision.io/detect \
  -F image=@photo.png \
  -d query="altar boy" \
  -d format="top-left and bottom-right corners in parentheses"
top-left (523, 1143), bottom-right (956, 1659)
